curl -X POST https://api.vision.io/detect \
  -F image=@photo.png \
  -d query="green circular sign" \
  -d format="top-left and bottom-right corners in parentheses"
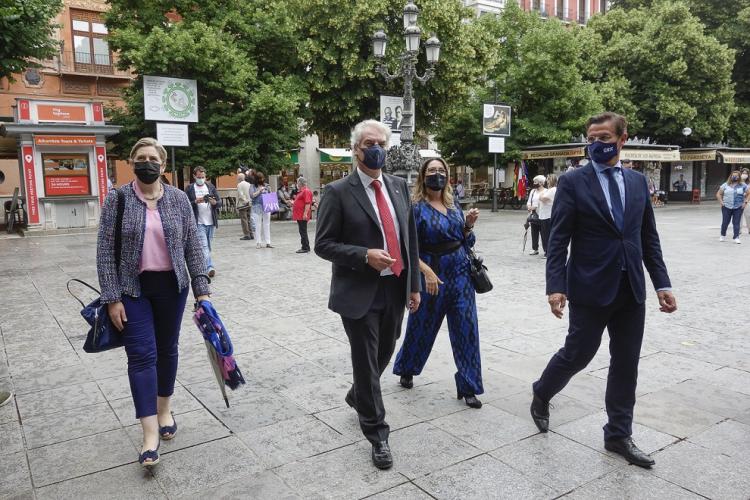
top-left (162, 82), bottom-right (195, 119)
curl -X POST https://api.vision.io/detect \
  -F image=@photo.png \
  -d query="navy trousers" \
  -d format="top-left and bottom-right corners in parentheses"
top-left (720, 206), bottom-right (743, 239)
top-left (121, 271), bottom-right (189, 419)
top-left (533, 272), bottom-right (645, 441)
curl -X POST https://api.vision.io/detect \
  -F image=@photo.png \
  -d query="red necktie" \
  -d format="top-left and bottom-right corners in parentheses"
top-left (371, 180), bottom-right (403, 276)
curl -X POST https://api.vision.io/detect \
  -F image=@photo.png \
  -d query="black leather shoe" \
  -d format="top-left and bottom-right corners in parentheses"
top-left (240, 236), bottom-right (252, 240)
top-left (371, 441), bottom-right (393, 469)
top-left (530, 393), bottom-right (550, 433)
top-left (463, 395), bottom-right (483, 409)
top-left (295, 248), bottom-right (310, 253)
top-left (345, 391), bottom-right (356, 410)
top-left (604, 437), bottom-right (655, 468)
top-left (399, 375), bottom-right (413, 389)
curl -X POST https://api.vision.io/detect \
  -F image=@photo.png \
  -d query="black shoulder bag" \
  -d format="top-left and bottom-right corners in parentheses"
top-left (67, 189), bottom-right (125, 353)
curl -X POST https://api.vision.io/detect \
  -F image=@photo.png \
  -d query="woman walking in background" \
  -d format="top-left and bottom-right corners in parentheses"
top-left (393, 158), bottom-right (484, 408)
top-left (250, 172), bottom-right (272, 248)
top-left (526, 175), bottom-right (546, 256)
top-left (97, 138), bottom-right (210, 466)
top-left (716, 169), bottom-right (749, 243)
top-left (538, 174), bottom-right (557, 258)
top-left (741, 168), bottom-right (750, 234)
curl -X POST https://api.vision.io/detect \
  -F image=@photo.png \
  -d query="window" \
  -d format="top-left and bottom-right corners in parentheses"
top-left (578, 0), bottom-right (586, 22)
top-left (600, 0), bottom-right (607, 13)
top-left (557, 0), bottom-right (565, 18)
top-left (42, 154), bottom-right (91, 196)
top-left (70, 9), bottom-right (112, 72)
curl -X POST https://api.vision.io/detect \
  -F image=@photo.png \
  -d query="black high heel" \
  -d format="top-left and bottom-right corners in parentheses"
top-left (458, 392), bottom-right (483, 409)
top-left (400, 375), bottom-right (414, 389)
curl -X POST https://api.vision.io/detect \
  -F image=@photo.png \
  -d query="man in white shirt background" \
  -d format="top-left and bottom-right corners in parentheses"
top-left (186, 166), bottom-right (222, 277)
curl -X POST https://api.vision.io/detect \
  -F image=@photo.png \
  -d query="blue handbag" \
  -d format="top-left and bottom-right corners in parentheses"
top-left (67, 189), bottom-right (125, 353)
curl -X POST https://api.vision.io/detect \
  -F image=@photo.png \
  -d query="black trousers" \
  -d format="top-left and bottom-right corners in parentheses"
top-left (530, 222), bottom-right (541, 251)
top-left (532, 272), bottom-right (645, 441)
top-left (341, 275), bottom-right (406, 444)
top-left (297, 220), bottom-right (310, 251)
top-left (540, 219), bottom-right (551, 254)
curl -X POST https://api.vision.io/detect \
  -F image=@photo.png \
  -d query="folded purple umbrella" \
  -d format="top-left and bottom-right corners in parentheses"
top-left (193, 300), bottom-right (245, 407)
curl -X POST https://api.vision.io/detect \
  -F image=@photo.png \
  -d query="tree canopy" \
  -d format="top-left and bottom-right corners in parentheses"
top-left (0, 0), bottom-right (62, 81)
top-left (437, 3), bottom-right (600, 168)
top-left (105, 0), bottom-right (306, 177)
top-left (583, 1), bottom-right (735, 145)
top-left (290, 0), bottom-right (499, 143)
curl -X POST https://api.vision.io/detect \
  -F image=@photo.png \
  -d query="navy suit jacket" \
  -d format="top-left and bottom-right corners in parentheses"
top-left (545, 164), bottom-right (671, 307)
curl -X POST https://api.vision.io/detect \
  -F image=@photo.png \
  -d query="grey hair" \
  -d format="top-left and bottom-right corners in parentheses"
top-left (129, 137), bottom-right (167, 164)
top-left (350, 119), bottom-right (391, 150)
top-left (237, 173), bottom-right (245, 181)
top-left (297, 176), bottom-right (307, 186)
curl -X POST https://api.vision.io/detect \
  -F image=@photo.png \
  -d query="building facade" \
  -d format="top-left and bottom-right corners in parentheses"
top-left (465, 0), bottom-right (610, 22)
top-left (0, 0), bottom-right (133, 229)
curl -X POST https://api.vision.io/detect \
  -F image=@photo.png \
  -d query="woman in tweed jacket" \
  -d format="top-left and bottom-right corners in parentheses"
top-left (97, 137), bottom-right (210, 467)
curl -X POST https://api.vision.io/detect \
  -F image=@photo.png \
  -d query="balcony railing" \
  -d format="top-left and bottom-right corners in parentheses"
top-left (54, 50), bottom-right (133, 78)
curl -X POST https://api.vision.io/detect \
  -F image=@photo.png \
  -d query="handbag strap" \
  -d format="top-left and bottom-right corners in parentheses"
top-left (115, 188), bottom-right (124, 269)
top-left (66, 278), bottom-right (101, 309)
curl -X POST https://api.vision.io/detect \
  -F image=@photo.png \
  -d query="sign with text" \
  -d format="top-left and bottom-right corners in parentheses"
top-left (43, 154), bottom-right (90, 197)
top-left (37, 104), bottom-right (87, 123)
top-left (22, 145), bottom-right (40, 224)
top-left (488, 137), bottom-right (505, 153)
top-left (34, 135), bottom-right (96, 146)
top-left (156, 122), bottom-right (189, 146)
top-left (482, 104), bottom-right (511, 137)
top-left (144, 76), bottom-right (198, 122)
top-left (96, 146), bottom-right (108, 206)
top-left (45, 176), bottom-right (90, 196)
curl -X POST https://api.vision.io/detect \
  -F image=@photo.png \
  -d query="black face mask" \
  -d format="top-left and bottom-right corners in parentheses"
top-left (425, 174), bottom-right (447, 191)
top-left (134, 161), bottom-right (161, 184)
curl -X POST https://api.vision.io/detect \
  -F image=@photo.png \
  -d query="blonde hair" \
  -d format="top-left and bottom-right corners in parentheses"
top-left (129, 137), bottom-right (167, 164)
top-left (546, 173), bottom-right (558, 188)
top-left (412, 157), bottom-right (455, 209)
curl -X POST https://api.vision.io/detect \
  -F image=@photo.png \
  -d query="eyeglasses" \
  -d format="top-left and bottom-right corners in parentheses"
top-left (426, 168), bottom-right (447, 175)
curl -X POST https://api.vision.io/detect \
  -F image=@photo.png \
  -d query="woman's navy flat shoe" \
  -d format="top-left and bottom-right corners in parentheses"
top-left (159, 414), bottom-right (177, 441)
top-left (139, 444), bottom-right (160, 467)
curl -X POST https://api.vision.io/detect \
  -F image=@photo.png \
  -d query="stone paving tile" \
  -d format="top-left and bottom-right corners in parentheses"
top-left (389, 422), bottom-right (482, 480)
top-left (34, 463), bottom-right (166, 500)
top-left (0, 420), bottom-right (24, 456)
top-left (697, 366), bottom-right (750, 396)
top-left (652, 440), bottom-right (750, 500)
top-left (96, 374), bottom-right (133, 401)
top-left (367, 482), bottom-right (434, 500)
top-left (274, 442), bottom-right (407, 500)
top-left (634, 391), bottom-right (724, 438)
top-left (383, 383), bottom-right (469, 421)
top-left (14, 381), bottom-right (105, 420)
top-left (687, 419), bottom-right (750, 459)
top-left (0, 397), bottom-right (18, 426)
top-left (415, 454), bottom-right (556, 500)
top-left (211, 393), bottom-right (307, 433)
top-left (314, 401), bottom-right (422, 441)
top-left (21, 401), bottom-right (120, 450)
top-left (123, 407), bottom-right (231, 454)
top-left (151, 436), bottom-right (262, 497)
top-left (27, 428), bottom-right (134, 487)
top-left (109, 385), bottom-right (202, 426)
top-left (490, 433), bottom-right (621, 495)
top-left (558, 374), bottom-right (607, 407)
top-left (494, 390), bottom-right (600, 429)
top-left (184, 470), bottom-right (301, 499)
top-left (236, 414), bottom-right (354, 468)
top-left (562, 467), bottom-right (702, 499)
top-left (655, 378), bottom-right (750, 418)
top-left (280, 378), bottom-right (353, 413)
top-left (0, 451), bottom-right (34, 499)
top-left (430, 404), bottom-right (538, 452)
top-left (9, 363), bottom-right (92, 396)
top-left (553, 411), bottom-right (678, 456)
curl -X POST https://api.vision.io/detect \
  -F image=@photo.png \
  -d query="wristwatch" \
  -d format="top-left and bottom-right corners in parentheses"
top-left (365, 252), bottom-right (369, 265)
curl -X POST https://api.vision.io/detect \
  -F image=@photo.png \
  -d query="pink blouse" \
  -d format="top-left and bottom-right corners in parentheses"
top-left (133, 182), bottom-right (173, 273)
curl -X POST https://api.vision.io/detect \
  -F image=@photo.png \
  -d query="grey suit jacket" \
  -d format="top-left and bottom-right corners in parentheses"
top-left (314, 170), bottom-right (420, 319)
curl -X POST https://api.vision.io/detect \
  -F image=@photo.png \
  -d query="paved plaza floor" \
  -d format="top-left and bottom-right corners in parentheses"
top-left (1, 202), bottom-right (749, 499)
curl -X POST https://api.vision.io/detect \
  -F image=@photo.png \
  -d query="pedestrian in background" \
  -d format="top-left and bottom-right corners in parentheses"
top-left (526, 175), bottom-right (545, 256)
top-left (741, 168), bottom-right (750, 234)
top-left (538, 174), bottom-right (558, 258)
top-left (250, 172), bottom-right (272, 248)
top-left (292, 176), bottom-right (313, 253)
top-left (531, 113), bottom-right (676, 469)
top-left (716, 169), bottom-right (749, 244)
top-left (236, 172), bottom-right (253, 241)
top-left (97, 137), bottom-right (211, 467)
top-left (392, 157), bottom-right (484, 408)
top-left (315, 119), bottom-right (420, 470)
top-left (278, 183), bottom-right (294, 221)
top-left (186, 167), bottom-right (222, 277)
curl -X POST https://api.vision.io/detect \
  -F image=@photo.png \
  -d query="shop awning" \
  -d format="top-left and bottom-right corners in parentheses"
top-left (620, 147), bottom-right (680, 162)
top-left (419, 149), bottom-right (441, 158)
top-left (282, 150), bottom-right (299, 164)
top-left (0, 123), bottom-right (122, 137)
top-left (718, 151), bottom-right (750, 164)
top-left (680, 149), bottom-right (716, 161)
top-left (522, 144), bottom-right (586, 160)
top-left (318, 148), bottom-right (352, 163)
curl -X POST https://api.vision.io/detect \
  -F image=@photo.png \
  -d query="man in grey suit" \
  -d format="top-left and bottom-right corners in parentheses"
top-left (315, 119), bottom-right (421, 469)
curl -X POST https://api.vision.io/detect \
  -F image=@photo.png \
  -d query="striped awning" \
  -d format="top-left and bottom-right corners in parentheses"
top-left (718, 151), bottom-right (750, 164)
top-left (680, 150), bottom-right (716, 161)
top-left (619, 148), bottom-right (680, 162)
top-left (521, 146), bottom-right (586, 160)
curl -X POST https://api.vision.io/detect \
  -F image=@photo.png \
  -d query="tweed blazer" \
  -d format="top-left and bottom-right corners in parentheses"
top-left (96, 182), bottom-right (210, 303)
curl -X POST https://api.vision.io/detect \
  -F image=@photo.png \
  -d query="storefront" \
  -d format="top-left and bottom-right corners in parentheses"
top-left (0, 98), bottom-right (121, 230)
top-left (521, 143), bottom-right (588, 177)
top-left (680, 148), bottom-right (750, 199)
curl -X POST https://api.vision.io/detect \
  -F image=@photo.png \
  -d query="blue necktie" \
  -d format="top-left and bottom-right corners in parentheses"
top-left (604, 167), bottom-right (624, 231)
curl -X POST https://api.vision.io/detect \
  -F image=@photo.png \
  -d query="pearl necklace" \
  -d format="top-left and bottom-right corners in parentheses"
top-left (142, 185), bottom-right (163, 201)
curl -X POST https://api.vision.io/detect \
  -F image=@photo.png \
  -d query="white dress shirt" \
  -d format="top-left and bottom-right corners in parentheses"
top-left (356, 167), bottom-right (401, 276)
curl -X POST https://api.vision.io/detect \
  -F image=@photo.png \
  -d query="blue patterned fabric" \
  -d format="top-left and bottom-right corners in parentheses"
top-left (393, 201), bottom-right (483, 396)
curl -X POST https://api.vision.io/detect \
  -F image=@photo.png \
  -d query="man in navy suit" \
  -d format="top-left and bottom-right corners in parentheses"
top-left (530, 112), bottom-right (677, 468)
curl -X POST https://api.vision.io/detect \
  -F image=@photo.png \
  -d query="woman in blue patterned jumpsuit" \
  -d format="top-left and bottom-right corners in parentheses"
top-left (393, 158), bottom-right (484, 408)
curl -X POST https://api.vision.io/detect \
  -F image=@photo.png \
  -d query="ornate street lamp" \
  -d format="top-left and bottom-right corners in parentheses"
top-left (372, 2), bottom-right (440, 182)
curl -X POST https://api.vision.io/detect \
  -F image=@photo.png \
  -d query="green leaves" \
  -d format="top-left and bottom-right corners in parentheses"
top-left (0, 0), bottom-right (62, 80)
